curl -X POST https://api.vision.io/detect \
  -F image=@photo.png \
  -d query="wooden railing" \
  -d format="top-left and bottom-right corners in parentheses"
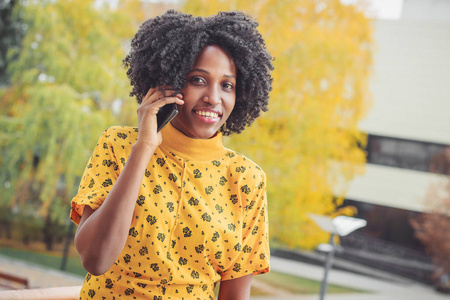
top-left (0, 286), bottom-right (81, 300)
top-left (0, 272), bottom-right (29, 290)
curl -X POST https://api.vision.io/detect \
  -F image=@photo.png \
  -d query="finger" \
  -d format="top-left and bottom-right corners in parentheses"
top-left (157, 86), bottom-right (168, 97)
top-left (152, 89), bottom-right (178, 101)
top-left (142, 87), bottom-right (180, 106)
top-left (157, 88), bottom-right (180, 98)
top-left (158, 85), bottom-right (172, 93)
top-left (139, 94), bottom-right (183, 115)
top-left (150, 94), bottom-right (184, 110)
top-left (142, 86), bottom-right (174, 100)
top-left (142, 87), bottom-right (158, 104)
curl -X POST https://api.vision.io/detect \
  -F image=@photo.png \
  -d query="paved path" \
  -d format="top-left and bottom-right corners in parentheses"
top-left (0, 254), bottom-right (84, 290)
top-left (257, 256), bottom-right (449, 300)
top-left (0, 253), bottom-right (448, 300)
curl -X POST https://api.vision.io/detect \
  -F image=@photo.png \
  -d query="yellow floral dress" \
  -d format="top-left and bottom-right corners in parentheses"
top-left (71, 123), bottom-right (270, 300)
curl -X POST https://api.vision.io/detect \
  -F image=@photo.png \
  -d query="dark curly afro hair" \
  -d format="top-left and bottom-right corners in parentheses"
top-left (123, 10), bottom-right (273, 135)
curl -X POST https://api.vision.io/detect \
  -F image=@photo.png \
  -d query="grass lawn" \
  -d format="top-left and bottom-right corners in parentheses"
top-left (0, 246), bottom-right (86, 277)
top-left (0, 246), bottom-right (367, 296)
top-left (253, 271), bottom-right (367, 295)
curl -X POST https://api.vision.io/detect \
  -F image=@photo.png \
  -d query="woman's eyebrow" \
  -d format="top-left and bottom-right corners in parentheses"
top-left (189, 68), bottom-right (209, 74)
top-left (189, 68), bottom-right (236, 79)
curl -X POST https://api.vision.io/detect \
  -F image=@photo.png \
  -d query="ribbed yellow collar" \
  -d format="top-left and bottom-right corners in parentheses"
top-left (160, 122), bottom-right (227, 161)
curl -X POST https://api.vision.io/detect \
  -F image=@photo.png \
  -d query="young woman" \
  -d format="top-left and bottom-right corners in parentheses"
top-left (71, 10), bottom-right (273, 300)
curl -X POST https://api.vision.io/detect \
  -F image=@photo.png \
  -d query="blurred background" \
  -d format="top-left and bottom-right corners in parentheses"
top-left (0, 0), bottom-right (449, 298)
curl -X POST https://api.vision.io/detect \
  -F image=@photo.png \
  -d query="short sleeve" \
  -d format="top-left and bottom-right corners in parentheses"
top-left (70, 128), bottom-right (119, 225)
top-left (221, 171), bottom-right (270, 280)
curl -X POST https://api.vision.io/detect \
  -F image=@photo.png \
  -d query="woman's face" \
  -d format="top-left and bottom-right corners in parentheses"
top-left (171, 45), bottom-right (237, 139)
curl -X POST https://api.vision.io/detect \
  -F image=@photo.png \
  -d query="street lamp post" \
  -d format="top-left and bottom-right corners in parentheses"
top-left (308, 214), bottom-right (367, 300)
top-left (318, 232), bottom-right (336, 300)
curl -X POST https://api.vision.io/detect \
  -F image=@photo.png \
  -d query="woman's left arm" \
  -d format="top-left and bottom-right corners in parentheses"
top-left (218, 274), bottom-right (253, 300)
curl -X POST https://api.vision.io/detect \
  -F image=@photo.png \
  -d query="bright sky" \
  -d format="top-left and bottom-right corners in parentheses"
top-left (98, 0), bottom-right (405, 20)
top-left (341, 0), bottom-right (404, 20)
top-left (144, 0), bottom-right (406, 20)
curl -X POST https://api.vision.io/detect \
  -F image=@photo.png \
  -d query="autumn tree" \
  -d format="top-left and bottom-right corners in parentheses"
top-left (0, 0), bottom-right (373, 251)
top-left (0, 0), bottom-right (26, 84)
top-left (411, 179), bottom-right (450, 289)
top-left (0, 0), bottom-right (143, 249)
top-left (183, 0), bottom-right (373, 249)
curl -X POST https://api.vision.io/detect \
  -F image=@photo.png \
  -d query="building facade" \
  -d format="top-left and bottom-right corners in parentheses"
top-left (340, 0), bottom-right (450, 279)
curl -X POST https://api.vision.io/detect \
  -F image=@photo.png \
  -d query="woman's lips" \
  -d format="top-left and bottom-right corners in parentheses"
top-left (194, 110), bottom-right (221, 123)
top-left (195, 110), bottom-right (219, 118)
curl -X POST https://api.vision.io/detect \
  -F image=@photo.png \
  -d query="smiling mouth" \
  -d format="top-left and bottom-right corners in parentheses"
top-left (195, 110), bottom-right (220, 119)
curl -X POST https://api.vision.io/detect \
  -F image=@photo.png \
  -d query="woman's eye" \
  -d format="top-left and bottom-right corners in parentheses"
top-left (222, 83), bottom-right (234, 90)
top-left (190, 77), bottom-right (205, 84)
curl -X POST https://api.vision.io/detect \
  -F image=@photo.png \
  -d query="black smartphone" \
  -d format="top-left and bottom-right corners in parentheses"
top-left (157, 103), bottom-right (178, 132)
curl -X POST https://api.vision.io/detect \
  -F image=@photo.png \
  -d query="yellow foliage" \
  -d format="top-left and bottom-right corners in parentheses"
top-left (0, 0), bottom-right (185, 225)
top-left (0, 0), bottom-right (144, 223)
top-left (183, 0), bottom-right (373, 249)
top-left (0, 0), bottom-right (372, 248)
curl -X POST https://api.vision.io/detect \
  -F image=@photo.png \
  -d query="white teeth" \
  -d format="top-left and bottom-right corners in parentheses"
top-left (196, 111), bottom-right (218, 118)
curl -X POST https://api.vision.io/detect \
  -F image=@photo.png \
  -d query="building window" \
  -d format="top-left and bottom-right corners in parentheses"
top-left (366, 135), bottom-right (450, 174)
top-left (341, 199), bottom-right (426, 254)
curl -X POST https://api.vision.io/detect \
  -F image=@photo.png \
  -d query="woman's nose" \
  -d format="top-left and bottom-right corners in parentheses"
top-left (202, 88), bottom-right (221, 105)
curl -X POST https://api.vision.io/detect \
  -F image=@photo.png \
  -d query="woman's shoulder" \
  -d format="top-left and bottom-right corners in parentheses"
top-left (99, 126), bottom-right (139, 142)
top-left (96, 126), bottom-right (139, 153)
top-left (224, 149), bottom-right (266, 180)
top-left (102, 125), bottom-right (138, 136)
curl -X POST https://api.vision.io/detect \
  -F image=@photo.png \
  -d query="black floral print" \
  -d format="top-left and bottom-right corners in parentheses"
top-left (71, 125), bottom-right (269, 299)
